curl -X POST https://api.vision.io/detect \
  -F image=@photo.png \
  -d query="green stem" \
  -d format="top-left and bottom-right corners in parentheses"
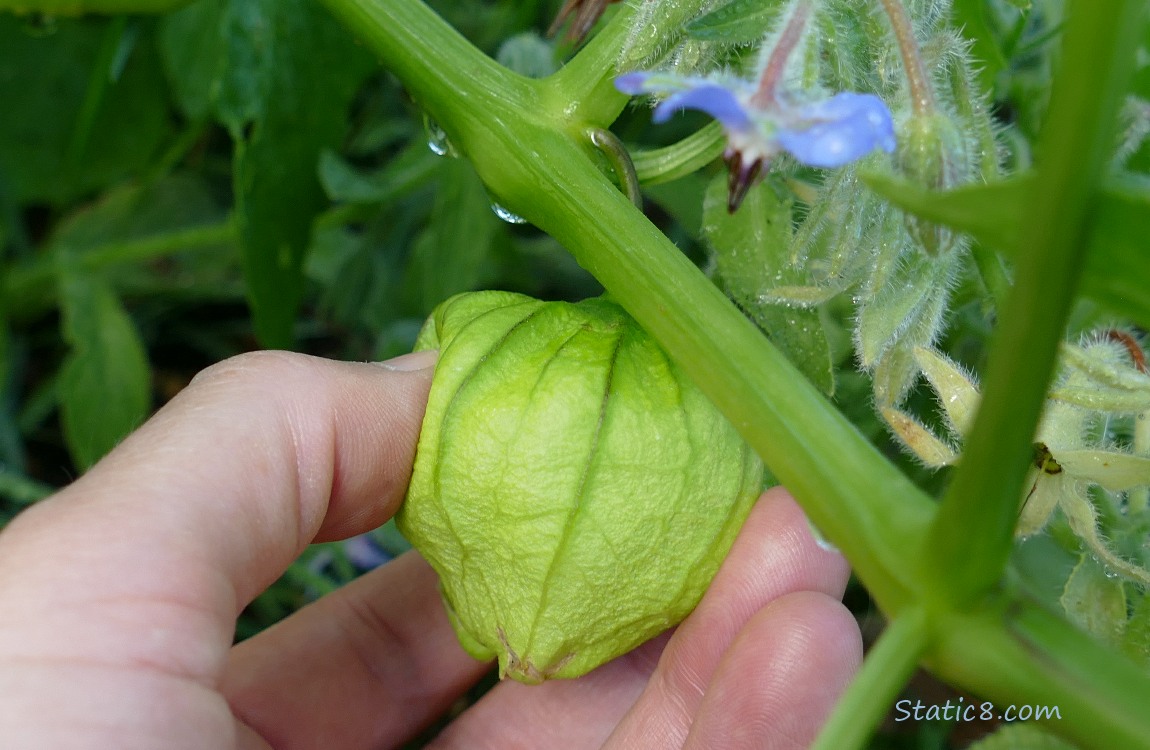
top-left (931, 593), bottom-right (1150, 749)
top-left (545, 4), bottom-right (633, 128)
top-left (925, 0), bottom-right (1146, 606)
top-left (1131, 412), bottom-right (1150, 514)
top-left (631, 122), bottom-right (725, 185)
top-left (812, 608), bottom-right (929, 750)
top-left (588, 128), bottom-right (641, 206)
top-left (970, 241), bottom-right (1011, 312)
top-left (316, 0), bottom-right (536, 160)
top-left (3, 217), bottom-right (236, 319)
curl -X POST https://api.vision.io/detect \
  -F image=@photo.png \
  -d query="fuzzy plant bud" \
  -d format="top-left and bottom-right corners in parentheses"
top-left (895, 111), bottom-right (968, 254)
top-left (398, 291), bottom-right (764, 683)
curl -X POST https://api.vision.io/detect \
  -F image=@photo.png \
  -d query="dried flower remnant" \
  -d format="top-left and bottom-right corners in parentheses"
top-left (548, 0), bottom-right (620, 43)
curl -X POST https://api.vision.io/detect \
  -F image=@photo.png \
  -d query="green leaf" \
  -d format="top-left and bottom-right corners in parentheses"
top-left (0, 16), bottom-right (170, 204)
top-left (50, 174), bottom-right (225, 252)
top-left (402, 159), bottom-right (501, 314)
top-left (862, 171), bottom-right (1028, 254)
top-left (318, 144), bottom-right (439, 205)
top-left (1121, 590), bottom-right (1150, 667)
top-left (4, 175), bottom-right (231, 318)
top-left (951, 0), bottom-right (1010, 92)
top-left (865, 171), bottom-right (1150, 332)
top-left (159, 0), bottom-right (229, 121)
top-left (164, 0), bottom-right (374, 347)
top-left (1060, 553), bottom-right (1128, 646)
top-left (685, 0), bottom-right (784, 43)
top-left (702, 176), bottom-right (834, 395)
top-left (57, 270), bottom-right (150, 470)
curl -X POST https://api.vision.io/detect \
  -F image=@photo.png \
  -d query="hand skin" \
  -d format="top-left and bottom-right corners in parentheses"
top-left (0, 350), bottom-right (861, 749)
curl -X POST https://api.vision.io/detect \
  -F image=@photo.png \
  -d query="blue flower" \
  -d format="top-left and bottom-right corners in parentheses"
top-left (616, 71), bottom-right (896, 210)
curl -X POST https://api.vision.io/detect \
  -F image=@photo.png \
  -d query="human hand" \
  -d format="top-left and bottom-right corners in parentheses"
top-left (0, 351), bottom-right (860, 749)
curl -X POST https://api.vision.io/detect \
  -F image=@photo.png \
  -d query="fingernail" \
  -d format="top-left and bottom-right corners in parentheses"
top-left (377, 350), bottom-right (438, 372)
top-left (806, 517), bottom-right (841, 554)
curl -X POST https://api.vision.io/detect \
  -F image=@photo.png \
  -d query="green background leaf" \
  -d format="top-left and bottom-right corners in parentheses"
top-left (402, 159), bottom-right (501, 314)
top-left (0, 16), bottom-right (169, 204)
top-left (685, 0), bottom-right (783, 44)
top-left (162, 0), bottom-right (375, 347)
top-left (864, 171), bottom-right (1150, 331)
top-left (57, 270), bottom-right (150, 469)
top-left (702, 176), bottom-right (835, 395)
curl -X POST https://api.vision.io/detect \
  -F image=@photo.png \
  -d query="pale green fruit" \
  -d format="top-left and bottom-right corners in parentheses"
top-left (398, 290), bottom-right (763, 683)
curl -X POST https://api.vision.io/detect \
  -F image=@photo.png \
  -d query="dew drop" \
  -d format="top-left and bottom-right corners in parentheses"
top-left (491, 202), bottom-right (528, 224)
top-left (423, 113), bottom-right (457, 158)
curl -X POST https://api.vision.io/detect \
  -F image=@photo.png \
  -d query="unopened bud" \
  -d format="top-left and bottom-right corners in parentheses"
top-left (895, 112), bottom-right (968, 254)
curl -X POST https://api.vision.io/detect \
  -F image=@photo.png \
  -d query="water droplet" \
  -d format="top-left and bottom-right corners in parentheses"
top-left (423, 113), bottom-right (457, 158)
top-left (491, 202), bottom-right (528, 224)
top-left (1103, 566), bottom-right (1120, 579)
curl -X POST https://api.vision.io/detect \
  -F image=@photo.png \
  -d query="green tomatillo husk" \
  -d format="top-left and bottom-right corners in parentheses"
top-left (397, 291), bottom-right (764, 683)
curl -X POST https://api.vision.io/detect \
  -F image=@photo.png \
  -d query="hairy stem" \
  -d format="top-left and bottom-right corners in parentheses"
top-left (876, 0), bottom-right (935, 116)
top-left (752, 0), bottom-right (814, 107)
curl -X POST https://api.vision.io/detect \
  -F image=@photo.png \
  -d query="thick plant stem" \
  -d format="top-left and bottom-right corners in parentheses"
top-left (931, 593), bottom-right (1150, 750)
top-left (812, 609), bottom-right (928, 750)
top-left (925, 0), bottom-right (1147, 606)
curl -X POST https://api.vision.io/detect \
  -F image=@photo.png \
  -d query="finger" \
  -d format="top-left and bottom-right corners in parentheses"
top-left (222, 551), bottom-right (492, 749)
top-left (0, 350), bottom-right (435, 685)
top-left (683, 591), bottom-right (862, 750)
top-left (604, 487), bottom-right (852, 748)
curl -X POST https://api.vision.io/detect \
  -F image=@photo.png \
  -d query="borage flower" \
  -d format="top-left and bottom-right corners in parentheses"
top-left (616, 70), bottom-right (896, 211)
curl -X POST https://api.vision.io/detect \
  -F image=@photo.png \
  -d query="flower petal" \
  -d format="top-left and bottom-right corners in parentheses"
top-left (614, 71), bottom-right (708, 96)
top-left (614, 71), bottom-right (656, 95)
top-left (777, 92), bottom-right (896, 168)
top-left (615, 72), bottom-right (753, 131)
top-left (653, 84), bottom-right (752, 129)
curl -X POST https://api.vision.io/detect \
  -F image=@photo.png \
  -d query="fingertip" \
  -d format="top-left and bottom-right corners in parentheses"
top-left (722, 486), bottom-right (852, 603)
top-left (683, 591), bottom-right (862, 750)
